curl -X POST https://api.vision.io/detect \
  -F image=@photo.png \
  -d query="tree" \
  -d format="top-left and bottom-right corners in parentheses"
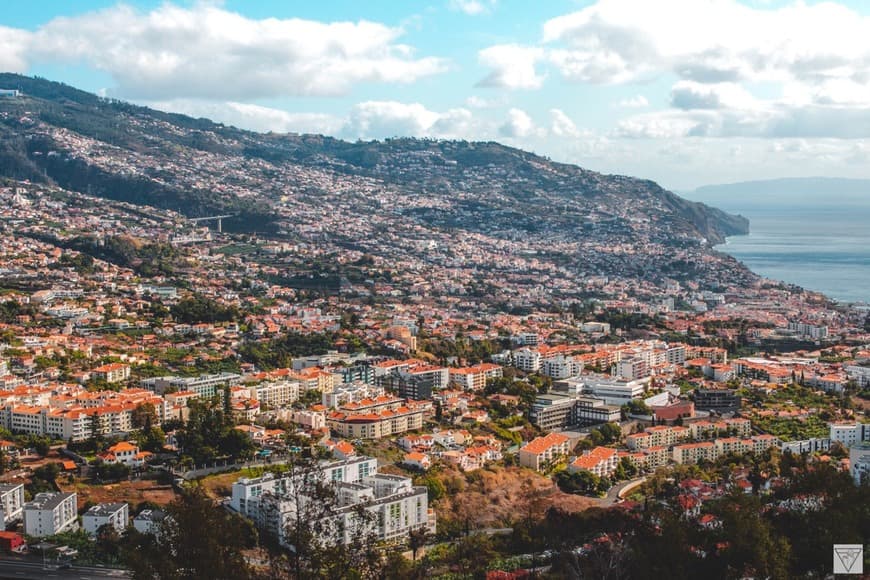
top-left (121, 486), bottom-right (257, 580)
top-left (92, 459), bottom-right (131, 482)
top-left (268, 455), bottom-right (384, 579)
top-left (131, 403), bottom-right (158, 430)
top-left (175, 400), bottom-right (255, 465)
top-left (556, 469), bottom-right (600, 495)
top-left (408, 527), bottom-right (429, 562)
top-left (89, 411), bottom-right (105, 447)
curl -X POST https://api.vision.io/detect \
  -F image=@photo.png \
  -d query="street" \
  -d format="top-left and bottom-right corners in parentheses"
top-left (0, 558), bottom-right (129, 580)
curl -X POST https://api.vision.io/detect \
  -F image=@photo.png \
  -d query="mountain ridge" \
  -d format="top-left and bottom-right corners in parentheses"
top-left (0, 73), bottom-right (757, 294)
top-left (0, 73), bottom-right (747, 244)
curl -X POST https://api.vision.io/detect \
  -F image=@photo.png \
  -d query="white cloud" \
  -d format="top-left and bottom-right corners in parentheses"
top-left (617, 102), bottom-right (870, 140)
top-left (616, 95), bottom-right (649, 108)
top-left (144, 100), bottom-right (345, 134)
top-left (464, 95), bottom-right (505, 109)
top-left (342, 101), bottom-right (476, 140)
top-left (549, 108), bottom-right (580, 138)
top-left (476, 44), bottom-right (546, 89)
top-left (539, 0), bottom-right (870, 86)
top-left (449, 0), bottom-right (496, 16)
top-left (10, 3), bottom-right (446, 100)
top-left (499, 108), bottom-right (540, 138)
top-left (476, 0), bottom-right (870, 125)
top-left (0, 26), bottom-right (30, 73)
top-left (670, 81), bottom-right (758, 110)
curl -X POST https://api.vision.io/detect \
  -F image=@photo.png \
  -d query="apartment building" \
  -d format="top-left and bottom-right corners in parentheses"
top-left (0, 483), bottom-right (25, 527)
top-left (519, 433), bottom-right (571, 471)
top-left (569, 446), bottom-right (618, 478)
top-left (627, 425), bottom-right (691, 450)
top-left (612, 358), bottom-right (649, 381)
top-left (513, 349), bottom-right (541, 373)
top-left (673, 435), bottom-right (779, 464)
top-left (133, 509), bottom-right (167, 535)
top-left (672, 441), bottom-right (717, 464)
top-left (689, 418), bottom-right (752, 440)
top-left (693, 389), bottom-right (742, 414)
top-left (780, 437), bottom-right (831, 454)
top-left (82, 502), bottom-right (129, 536)
top-left (829, 422), bottom-right (870, 448)
top-left (530, 394), bottom-right (620, 431)
top-left (141, 373), bottom-right (241, 398)
top-left (0, 403), bottom-right (137, 442)
top-left (448, 363), bottom-right (503, 391)
top-left (251, 380), bottom-right (300, 408)
top-left (23, 492), bottom-right (78, 537)
top-left (230, 456), bottom-right (431, 546)
top-left (90, 363), bottom-right (130, 384)
top-left (327, 405), bottom-right (425, 439)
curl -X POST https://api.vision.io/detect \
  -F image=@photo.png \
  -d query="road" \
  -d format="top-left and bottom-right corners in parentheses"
top-left (0, 559), bottom-right (130, 580)
top-left (594, 476), bottom-right (647, 507)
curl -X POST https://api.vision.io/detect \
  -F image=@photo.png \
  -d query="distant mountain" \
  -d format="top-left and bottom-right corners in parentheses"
top-left (690, 177), bottom-right (870, 209)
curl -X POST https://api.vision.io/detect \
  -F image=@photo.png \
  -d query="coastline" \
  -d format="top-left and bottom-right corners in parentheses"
top-left (715, 232), bottom-right (869, 305)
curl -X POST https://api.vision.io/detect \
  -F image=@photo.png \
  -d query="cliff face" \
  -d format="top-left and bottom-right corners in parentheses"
top-left (0, 73), bottom-right (747, 254)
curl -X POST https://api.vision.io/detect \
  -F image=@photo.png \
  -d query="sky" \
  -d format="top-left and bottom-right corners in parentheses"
top-left (2, 0), bottom-right (870, 190)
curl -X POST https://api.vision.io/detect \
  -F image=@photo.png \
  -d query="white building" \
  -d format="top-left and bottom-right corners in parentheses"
top-left (780, 438), bottom-right (831, 455)
top-left (829, 422), bottom-right (870, 448)
top-left (541, 355), bottom-right (583, 380)
top-left (0, 483), bottom-right (25, 527)
top-left (252, 380), bottom-right (300, 408)
top-left (515, 332), bottom-right (541, 346)
top-left (849, 442), bottom-right (870, 485)
top-left (581, 376), bottom-right (650, 406)
top-left (845, 365), bottom-right (870, 388)
top-left (230, 456), bottom-right (431, 547)
top-left (82, 502), bottom-right (129, 536)
top-left (787, 321), bottom-right (828, 340)
top-left (612, 358), bottom-right (649, 381)
top-left (23, 492), bottom-right (78, 537)
top-left (133, 509), bottom-right (166, 535)
top-left (513, 349), bottom-right (541, 373)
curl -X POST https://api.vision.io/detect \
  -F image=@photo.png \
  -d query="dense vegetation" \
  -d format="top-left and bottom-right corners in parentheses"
top-left (239, 332), bottom-right (340, 370)
top-left (174, 399), bottom-right (255, 465)
top-left (170, 295), bottom-right (240, 325)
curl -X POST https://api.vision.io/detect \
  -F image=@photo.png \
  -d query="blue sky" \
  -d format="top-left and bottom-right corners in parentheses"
top-left (3, 0), bottom-right (870, 189)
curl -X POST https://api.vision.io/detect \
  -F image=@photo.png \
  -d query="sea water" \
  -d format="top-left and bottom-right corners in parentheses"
top-left (709, 199), bottom-right (870, 303)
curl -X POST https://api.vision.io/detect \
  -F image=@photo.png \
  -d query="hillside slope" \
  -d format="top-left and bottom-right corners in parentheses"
top-left (0, 74), bottom-right (753, 294)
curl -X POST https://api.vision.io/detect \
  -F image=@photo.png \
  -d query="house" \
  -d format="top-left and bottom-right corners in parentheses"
top-left (82, 503), bottom-right (129, 536)
top-left (569, 446), bottom-right (619, 478)
top-left (402, 452), bottom-right (432, 471)
top-left (398, 434), bottom-right (434, 451)
top-left (519, 433), bottom-right (571, 471)
top-left (99, 441), bottom-right (152, 468)
top-left (23, 492), bottom-right (78, 537)
top-left (0, 483), bottom-right (25, 527)
top-left (321, 439), bottom-right (357, 460)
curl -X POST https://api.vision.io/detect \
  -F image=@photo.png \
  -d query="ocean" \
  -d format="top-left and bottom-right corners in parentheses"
top-left (687, 193), bottom-right (870, 304)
